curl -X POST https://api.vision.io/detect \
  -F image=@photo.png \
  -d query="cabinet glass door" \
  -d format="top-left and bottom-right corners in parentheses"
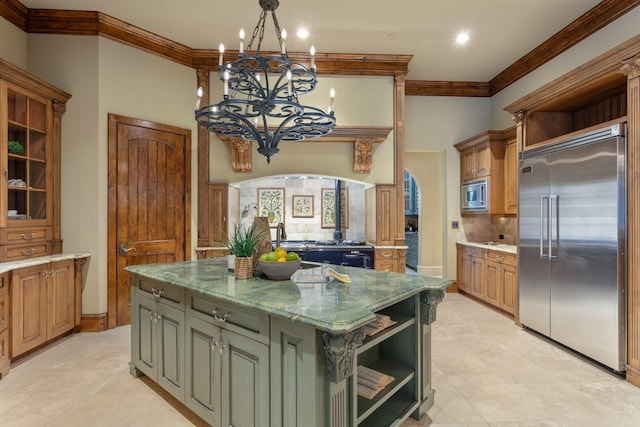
top-left (6, 87), bottom-right (48, 222)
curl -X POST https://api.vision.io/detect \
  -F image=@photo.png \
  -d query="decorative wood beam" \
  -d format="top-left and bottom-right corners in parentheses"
top-left (194, 49), bottom-right (412, 77)
top-left (220, 126), bottom-right (393, 172)
top-left (490, 0), bottom-right (640, 95)
top-left (405, 81), bottom-right (490, 97)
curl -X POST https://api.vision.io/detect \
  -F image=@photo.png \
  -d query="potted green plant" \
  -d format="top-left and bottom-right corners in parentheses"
top-left (224, 223), bottom-right (263, 279)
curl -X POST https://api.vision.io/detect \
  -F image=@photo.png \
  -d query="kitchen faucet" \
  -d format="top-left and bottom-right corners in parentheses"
top-left (276, 222), bottom-right (286, 248)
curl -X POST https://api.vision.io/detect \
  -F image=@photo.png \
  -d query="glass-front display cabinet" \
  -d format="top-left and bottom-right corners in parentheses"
top-left (1, 59), bottom-right (70, 261)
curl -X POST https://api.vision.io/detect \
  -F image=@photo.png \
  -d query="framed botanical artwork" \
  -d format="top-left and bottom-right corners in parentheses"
top-left (321, 188), bottom-right (348, 229)
top-left (257, 188), bottom-right (285, 227)
top-left (292, 195), bottom-right (314, 218)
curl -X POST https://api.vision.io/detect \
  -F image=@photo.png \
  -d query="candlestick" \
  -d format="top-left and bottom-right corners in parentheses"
top-left (239, 28), bottom-right (245, 55)
top-left (224, 70), bottom-right (230, 96)
top-left (218, 43), bottom-right (225, 66)
top-left (195, 86), bottom-right (203, 109)
top-left (330, 88), bottom-right (335, 113)
top-left (281, 29), bottom-right (287, 54)
top-left (287, 70), bottom-right (292, 96)
top-left (310, 45), bottom-right (316, 70)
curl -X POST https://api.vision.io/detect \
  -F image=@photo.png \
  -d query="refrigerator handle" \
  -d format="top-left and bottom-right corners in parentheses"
top-left (549, 195), bottom-right (558, 259)
top-left (540, 195), bottom-right (549, 258)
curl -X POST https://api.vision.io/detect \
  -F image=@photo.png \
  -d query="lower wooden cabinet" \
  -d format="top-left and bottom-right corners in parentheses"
top-left (0, 272), bottom-right (9, 378)
top-left (456, 244), bottom-right (518, 316)
top-left (10, 259), bottom-right (74, 358)
top-left (375, 248), bottom-right (398, 272)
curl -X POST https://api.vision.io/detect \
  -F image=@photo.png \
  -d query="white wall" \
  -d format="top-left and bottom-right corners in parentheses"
top-left (208, 75), bottom-right (396, 184)
top-left (405, 96), bottom-right (491, 278)
top-left (26, 35), bottom-right (198, 314)
top-left (0, 16), bottom-right (27, 68)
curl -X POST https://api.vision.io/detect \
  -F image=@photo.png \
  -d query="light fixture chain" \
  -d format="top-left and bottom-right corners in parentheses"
top-left (270, 11), bottom-right (284, 53)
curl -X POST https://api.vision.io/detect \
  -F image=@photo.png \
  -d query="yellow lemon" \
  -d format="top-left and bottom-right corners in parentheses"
top-left (277, 257), bottom-right (286, 262)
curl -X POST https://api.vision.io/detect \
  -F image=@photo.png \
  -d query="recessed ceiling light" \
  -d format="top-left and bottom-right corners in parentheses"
top-left (456, 32), bottom-right (469, 45)
top-left (297, 28), bottom-right (309, 39)
top-left (387, 33), bottom-right (396, 39)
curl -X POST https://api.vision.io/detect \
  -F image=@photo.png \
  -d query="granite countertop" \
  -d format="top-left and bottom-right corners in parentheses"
top-left (126, 258), bottom-right (450, 333)
top-left (459, 241), bottom-right (517, 254)
top-left (0, 252), bottom-right (91, 274)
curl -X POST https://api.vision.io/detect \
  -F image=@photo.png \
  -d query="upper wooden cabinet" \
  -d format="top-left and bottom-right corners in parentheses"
top-left (513, 74), bottom-right (627, 150)
top-left (460, 140), bottom-right (491, 181)
top-left (455, 131), bottom-right (506, 215)
top-left (503, 127), bottom-right (518, 215)
top-left (0, 59), bottom-right (70, 261)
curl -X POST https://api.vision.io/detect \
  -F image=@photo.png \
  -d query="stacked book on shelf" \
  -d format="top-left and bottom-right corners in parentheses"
top-left (356, 365), bottom-right (395, 400)
top-left (363, 313), bottom-right (397, 336)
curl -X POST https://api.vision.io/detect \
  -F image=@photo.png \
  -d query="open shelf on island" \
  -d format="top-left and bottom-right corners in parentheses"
top-left (356, 358), bottom-right (415, 423)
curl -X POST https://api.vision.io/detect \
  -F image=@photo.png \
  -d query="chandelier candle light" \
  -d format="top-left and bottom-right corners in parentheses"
top-left (195, 0), bottom-right (336, 163)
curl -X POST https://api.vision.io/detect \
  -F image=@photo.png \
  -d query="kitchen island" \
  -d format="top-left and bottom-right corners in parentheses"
top-left (126, 258), bottom-right (449, 427)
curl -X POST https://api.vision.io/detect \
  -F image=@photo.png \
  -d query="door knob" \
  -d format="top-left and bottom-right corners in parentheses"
top-left (119, 243), bottom-right (137, 256)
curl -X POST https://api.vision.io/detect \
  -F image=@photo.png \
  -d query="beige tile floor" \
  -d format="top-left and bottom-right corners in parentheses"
top-left (1, 293), bottom-right (640, 426)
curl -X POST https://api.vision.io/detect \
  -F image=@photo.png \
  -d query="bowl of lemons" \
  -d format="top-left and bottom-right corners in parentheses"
top-left (258, 247), bottom-right (302, 280)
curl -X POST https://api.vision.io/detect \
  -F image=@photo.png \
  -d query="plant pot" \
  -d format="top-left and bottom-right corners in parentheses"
top-left (234, 256), bottom-right (254, 279)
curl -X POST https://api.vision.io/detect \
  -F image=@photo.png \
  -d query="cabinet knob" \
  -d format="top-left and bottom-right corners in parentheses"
top-left (219, 340), bottom-right (226, 355)
top-left (151, 287), bottom-right (164, 299)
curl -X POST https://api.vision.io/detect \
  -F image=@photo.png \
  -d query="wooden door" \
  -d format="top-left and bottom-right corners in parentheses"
top-left (108, 114), bottom-right (190, 328)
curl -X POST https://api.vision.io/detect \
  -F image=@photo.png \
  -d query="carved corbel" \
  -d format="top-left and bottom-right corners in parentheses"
top-left (322, 327), bottom-right (365, 383)
top-left (419, 289), bottom-right (445, 325)
top-left (353, 138), bottom-right (374, 173)
top-left (621, 55), bottom-right (640, 79)
top-left (230, 138), bottom-right (252, 172)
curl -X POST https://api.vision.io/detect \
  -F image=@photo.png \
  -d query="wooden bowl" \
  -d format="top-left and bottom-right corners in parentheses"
top-left (258, 259), bottom-right (301, 280)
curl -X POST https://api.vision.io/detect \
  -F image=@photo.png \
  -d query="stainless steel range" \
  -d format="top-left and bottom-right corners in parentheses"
top-left (276, 240), bottom-right (375, 269)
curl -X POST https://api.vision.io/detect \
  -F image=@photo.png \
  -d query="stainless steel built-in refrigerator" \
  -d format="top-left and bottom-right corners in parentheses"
top-left (518, 122), bottom-right (626, 372)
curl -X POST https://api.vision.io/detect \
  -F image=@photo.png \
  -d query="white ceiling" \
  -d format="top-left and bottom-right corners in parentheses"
top-left (21, 0), bottom-right (603, 81)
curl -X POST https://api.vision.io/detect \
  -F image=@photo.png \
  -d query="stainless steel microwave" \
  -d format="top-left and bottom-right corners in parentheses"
top-left (461, 179), bottom-right (488, 210)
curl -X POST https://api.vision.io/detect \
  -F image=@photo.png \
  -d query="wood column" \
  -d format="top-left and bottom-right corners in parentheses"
top-left (51, 100), bottom-right (66, 254)
top-left (622, 55), bottom-right (640, 386)
top-left (393, 73), bottom-right (407, 271)
top-left (196, 68), bottom-right (210, 247)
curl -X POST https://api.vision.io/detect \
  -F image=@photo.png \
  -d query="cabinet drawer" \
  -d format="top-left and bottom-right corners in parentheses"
top-left (375, 248), bottom-right (397, 260)
top-left (486, 250), bottom-right (516, 265)
top-left (136, 278), bottom-right (185, 307)
top-left (0, 241), bottom-right (51, 261)
top-left (0, 226), bottom-right (52, 245)
top-left (188, 291), bottom-right (269, 343)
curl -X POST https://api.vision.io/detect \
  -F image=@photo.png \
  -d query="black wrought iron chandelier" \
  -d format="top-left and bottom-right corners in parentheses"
top-left (195, 0), bottom-right (336, 163)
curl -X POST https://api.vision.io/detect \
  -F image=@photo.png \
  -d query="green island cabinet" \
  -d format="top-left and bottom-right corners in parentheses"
top-left (127, 258), bottom-right (449, 427)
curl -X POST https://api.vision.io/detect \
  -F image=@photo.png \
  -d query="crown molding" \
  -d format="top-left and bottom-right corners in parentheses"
top-left (405, 81), bottom-right (490, 97)
top-left (1, 0), bottom-right (638, 95)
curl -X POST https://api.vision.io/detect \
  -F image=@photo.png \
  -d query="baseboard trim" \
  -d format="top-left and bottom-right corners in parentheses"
top-left (626, 364), bottom-right (640, 387)
top-left (80, 314), bottom-right (108, 332)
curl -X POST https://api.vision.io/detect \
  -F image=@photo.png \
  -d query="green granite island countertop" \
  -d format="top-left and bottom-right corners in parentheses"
top-left (125, 257), bottom-right (450, 334)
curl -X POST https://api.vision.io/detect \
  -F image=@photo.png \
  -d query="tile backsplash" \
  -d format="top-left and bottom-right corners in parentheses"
top-left (459, 216), bottom-right (517, 245)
